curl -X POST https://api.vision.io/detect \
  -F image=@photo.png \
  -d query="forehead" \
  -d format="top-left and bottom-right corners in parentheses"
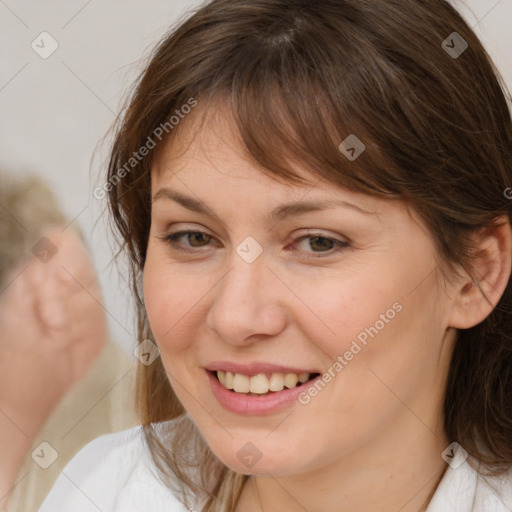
top-left (149, 104), bottom-right (409, 226)
top-left (151, 104), bottom-right (318, 190)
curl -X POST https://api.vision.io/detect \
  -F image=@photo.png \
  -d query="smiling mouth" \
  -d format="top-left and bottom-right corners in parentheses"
top-left (212, 370), bottom-right (321, 395)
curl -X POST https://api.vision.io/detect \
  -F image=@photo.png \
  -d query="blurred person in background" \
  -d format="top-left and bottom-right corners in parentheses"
top-left (0, 172), bottom-right (138, 512)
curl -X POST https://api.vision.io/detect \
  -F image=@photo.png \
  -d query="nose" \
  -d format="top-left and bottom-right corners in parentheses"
top-left (205, 253), bottom-right (287, 346)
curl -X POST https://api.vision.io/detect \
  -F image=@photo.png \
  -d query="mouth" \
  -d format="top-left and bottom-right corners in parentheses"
top-left (210, 370), bottom-right (321, 396)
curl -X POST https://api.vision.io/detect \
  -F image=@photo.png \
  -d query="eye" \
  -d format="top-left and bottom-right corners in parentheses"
top-left (161, 230), bottom-right (350, 258)
top-left (291, 233), bottom-right (350, 258)
top-left (162, 230), bottom-right (215, 252)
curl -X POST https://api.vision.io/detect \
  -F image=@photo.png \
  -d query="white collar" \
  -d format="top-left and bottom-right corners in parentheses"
top-left (427, 452), bottom-right (512, 511)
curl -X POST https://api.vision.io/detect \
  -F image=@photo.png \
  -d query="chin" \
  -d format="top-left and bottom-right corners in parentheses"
top-left (205, 437), bottom-right (305, 477)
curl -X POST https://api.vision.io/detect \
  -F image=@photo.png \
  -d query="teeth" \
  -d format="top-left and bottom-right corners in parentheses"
top-left (249, 374), bottom-right (269, 394)
top-left (298, 372), bottom-right (309, 383)
top-left (233, 373), bottom-right (250, 393)
top-left (269, 372), bottom-right (284, 391)
top-left (216, 371), bottom-right (311, 394)
top-left (284, 373), bottom-right (299, 388)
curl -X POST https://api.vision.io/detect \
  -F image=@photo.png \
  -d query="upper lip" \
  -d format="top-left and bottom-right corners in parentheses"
top-left (205, 361), bottom-right (320, 376)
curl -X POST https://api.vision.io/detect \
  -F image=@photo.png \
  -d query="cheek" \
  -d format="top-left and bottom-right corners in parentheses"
top-left (143, 250), bottom-right (213, 354)
top-left (292, 258), bottom-right (440, 388)
top-left (308, 267), bottom-right (445, 413)
top-left (143, 252), bottom-right (187, 351)
top-left (288, 267), bottom-right (403, 361)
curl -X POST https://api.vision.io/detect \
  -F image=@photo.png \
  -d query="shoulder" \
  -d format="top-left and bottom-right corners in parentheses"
top-left (38, 424), bottom-right (189, 512)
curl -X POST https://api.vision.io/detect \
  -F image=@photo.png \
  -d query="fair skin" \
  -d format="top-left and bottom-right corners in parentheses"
top-left (143, 109), bottom-right (511, 512)
top-left (0, 228), bottom-right (106, 508)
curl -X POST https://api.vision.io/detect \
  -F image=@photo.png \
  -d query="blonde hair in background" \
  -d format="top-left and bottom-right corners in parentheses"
top-left (0, 172), bottom-right (82, 289)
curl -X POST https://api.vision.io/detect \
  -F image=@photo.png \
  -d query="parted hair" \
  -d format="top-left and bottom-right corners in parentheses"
top-left (105, 0), bottom-right (512, 509)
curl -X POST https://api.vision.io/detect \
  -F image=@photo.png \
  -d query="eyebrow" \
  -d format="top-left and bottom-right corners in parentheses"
top-left (152, 188), bottom-right (377, 225)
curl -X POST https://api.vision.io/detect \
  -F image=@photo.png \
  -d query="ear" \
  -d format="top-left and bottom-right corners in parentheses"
top-left (449, 216), bottom-right (512, 329)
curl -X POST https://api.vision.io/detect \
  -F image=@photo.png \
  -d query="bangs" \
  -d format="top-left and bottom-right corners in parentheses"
top-left (146, 2), bottom-right (423, 201)
top-left (175, 37), bottom-right (404, 199)
top-left (228, 69), bottom-right (399, 196)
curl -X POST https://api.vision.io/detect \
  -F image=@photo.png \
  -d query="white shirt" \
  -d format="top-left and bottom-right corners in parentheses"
top-left (38, 424), bottom-right (190, 512)
top-left (38, 424), bottom-right (512, 512)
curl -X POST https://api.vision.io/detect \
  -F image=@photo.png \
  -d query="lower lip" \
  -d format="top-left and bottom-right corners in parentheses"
top-left (207, 371), bottom-right (319, 415)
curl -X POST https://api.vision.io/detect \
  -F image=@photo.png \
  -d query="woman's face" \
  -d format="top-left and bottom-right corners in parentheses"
top-left (144, 109), bottom-right (458, 476)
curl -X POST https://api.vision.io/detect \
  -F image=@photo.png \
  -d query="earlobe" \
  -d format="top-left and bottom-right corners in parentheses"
top-left (448, 216), bottom-right (512, 330)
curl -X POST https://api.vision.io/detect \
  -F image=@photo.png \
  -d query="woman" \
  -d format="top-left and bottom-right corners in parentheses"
top-left (39, 0), bottom-right (512, 510)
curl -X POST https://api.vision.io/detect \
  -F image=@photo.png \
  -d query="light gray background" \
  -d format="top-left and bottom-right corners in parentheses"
top-left (1, 0), bottom-right (511, 355)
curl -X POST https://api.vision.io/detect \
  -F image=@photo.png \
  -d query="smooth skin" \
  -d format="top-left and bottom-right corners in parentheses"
top-left (143, 107), bottom-right (512, 512)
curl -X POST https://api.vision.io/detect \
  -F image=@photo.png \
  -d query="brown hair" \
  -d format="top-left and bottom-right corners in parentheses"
top-left (106, 0), bottom-right (512, 509)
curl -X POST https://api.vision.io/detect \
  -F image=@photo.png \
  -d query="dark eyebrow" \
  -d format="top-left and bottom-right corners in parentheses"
top-left (152, 188), bottom-right (377, 225)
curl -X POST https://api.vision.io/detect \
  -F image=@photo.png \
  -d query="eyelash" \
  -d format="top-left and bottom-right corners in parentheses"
top-left (161, 230), bottom-right (350, 258)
